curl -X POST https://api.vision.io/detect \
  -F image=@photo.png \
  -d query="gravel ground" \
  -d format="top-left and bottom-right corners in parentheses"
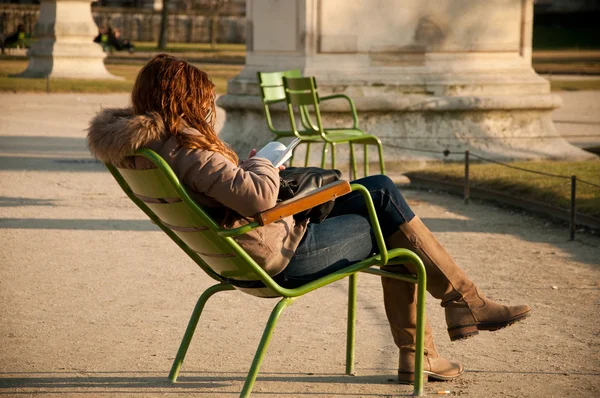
top-left (0, 93), bottom-right (599, 397)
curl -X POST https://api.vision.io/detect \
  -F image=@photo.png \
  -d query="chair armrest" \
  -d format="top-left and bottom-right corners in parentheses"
top-left (255, 180), bottom-right (351, 226)
top-left (349, 183), bottom-right (388, 264)
top-left (319, 94), bottom-right (360, 129)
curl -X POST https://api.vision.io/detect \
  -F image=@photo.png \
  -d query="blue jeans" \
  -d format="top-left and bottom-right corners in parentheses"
top-left (274, 175), bottom-right (415, 288)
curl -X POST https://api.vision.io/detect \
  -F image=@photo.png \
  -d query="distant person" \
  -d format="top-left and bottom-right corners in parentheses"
top-left (1, 23), bottom-right (26, 55)
top-left (109, 28), bottom-right (135, 53)
top-left (93, 27), bottom-right (110, 52)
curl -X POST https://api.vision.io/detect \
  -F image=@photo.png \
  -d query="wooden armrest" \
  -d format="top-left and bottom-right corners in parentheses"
top-left (255, 180), bottom-right (351, 226)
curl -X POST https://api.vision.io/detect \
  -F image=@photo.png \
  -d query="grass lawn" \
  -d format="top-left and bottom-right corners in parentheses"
top-left (548, 79), bottom-right (600, 92)
top-left (133, 42), bottom-right (245, 54)
top-left (405, 161), bottom-right (600, 218)
top-left (533, 25), bottom-right (600, 51)
top-left (0, 59), bottom-right (241, 94)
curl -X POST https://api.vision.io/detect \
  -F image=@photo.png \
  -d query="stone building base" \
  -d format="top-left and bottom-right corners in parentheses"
top-left (18, 0), bottom-right (119, 80)
top-left (218, 91), bottom-right (595, 164)
top-left (19, 42), bottom-right (118, 79)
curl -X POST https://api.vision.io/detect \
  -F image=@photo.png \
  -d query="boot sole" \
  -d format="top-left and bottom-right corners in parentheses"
top-left (398, 368), bottom-right (465, 384)
top-left (448, 310), bottom-right (532, 341)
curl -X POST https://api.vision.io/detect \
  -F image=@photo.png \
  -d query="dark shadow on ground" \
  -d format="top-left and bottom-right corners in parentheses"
top-left (0, 218), bottom-right (158, 231)
top-left (0, 136), bottom-right (88, 155)
top-left (0, 156), bottom-right (104, 172)
top-left (0, 372), bottom-right (420, 396)
top-left (0, 197), bottom-right (58, 207)
top-left (1, 368), bottom-right (596, 395)
top-left (0, 136), bottom-right (103, 172)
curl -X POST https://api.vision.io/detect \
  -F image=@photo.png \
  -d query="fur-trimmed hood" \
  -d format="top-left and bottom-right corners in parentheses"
top-left (87, 107), bottom-right (167, 166)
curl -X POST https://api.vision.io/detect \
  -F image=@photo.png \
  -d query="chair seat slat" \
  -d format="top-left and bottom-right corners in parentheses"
top-left (283, 76), bottom-right (315, 91)
top-left (134, 193), bottom-right (182, 204)
top-left (258, 69), bottom-right (301, 87)
top-left (261, 86), bottom-right (285, 102)
top-left (162, 222), bottom-right (209, 232)
top-left (195, 251), bottom-right (236, 259)
top-left (118, 167), bottom-right (179, 198)
top-left (287, 91), bottom-right (317, 106)
top-left (147, 202), bottom-right (208, 229)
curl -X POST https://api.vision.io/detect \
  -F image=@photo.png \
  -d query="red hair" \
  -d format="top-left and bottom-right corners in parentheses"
top-left (131, 54), bottom-right (238, 164)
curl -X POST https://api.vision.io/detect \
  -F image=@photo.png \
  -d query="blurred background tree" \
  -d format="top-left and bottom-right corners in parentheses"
top-left (157, 0), bottom-right (170, 49)
top-left (207, 0), bottom-right (230, 50)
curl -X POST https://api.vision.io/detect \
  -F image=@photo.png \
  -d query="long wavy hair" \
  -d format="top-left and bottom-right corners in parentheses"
top-left (131, 54), bottom-right (238, 164)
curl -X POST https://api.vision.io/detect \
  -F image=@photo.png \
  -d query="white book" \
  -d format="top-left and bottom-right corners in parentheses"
top-left (254, 138), bottom-right (302, 168)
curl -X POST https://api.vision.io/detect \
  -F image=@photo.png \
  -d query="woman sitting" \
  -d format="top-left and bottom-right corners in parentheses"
top-left (87, 54), bottom-right (531, 384)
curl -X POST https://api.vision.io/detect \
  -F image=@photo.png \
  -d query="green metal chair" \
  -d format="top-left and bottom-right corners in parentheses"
top-left (257, 69), bottom-right (302, 138)
top-left (282, 76), bottom-right (386, 180)
top-left (105, 148), bottom-right (427, 397)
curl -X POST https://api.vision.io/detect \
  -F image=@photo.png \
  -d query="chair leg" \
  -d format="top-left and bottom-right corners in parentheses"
top-left (413, 263), bottom-right (427, 396)
top-left (376, 141), bottom-right (386, 175)
top-left (304, 142), bottom-right (312, 167)
top-left (321, 142), bottom-right (328, 168)
top-left (346, 273), bottom-right (357, 375)
top-left (331, 143), bottom-right (337, 169)
top-left (169, 283), bottom-right (235, 383)
top-left (363, 144), bottom-right (369, 177)
top-left (349, 143), bottom-right (358, 180)
top-left (240, 297), bottom-right (296, 398)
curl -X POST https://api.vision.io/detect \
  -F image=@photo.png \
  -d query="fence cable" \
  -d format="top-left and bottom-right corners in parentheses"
top-left (468, 153), bottom-right (573, 180)
top-left (385, 144), bottom-right (458, 155)
top-left (385, 143), bottom-right (599, 188)
top-left (577, 178), bottom-right (600, 189)
top-left (378, 134), bottom-right (600, 140)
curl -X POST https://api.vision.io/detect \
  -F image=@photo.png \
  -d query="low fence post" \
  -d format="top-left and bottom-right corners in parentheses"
top-left (570, 175), bottom-right (576, 241)
top-left (46, 73), bottom-right (50, 94)
top-left (464, 150), bottom-right (470, 204)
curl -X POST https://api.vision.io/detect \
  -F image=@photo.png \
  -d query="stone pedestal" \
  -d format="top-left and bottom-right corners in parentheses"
top-left (218, 0), bottom-right (594, 162)
top-left (20, 0), bottom-right (118, 79)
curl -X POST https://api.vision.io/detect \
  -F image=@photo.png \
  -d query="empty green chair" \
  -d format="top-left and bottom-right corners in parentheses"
top-left (105, 148), bottom-right (427, 397)
top-left (283, 76), bottom-right (386, 179)
top-left (257, 69), bottom-right (302, 138)
top-left (257, 69), bottom-right (312, 166)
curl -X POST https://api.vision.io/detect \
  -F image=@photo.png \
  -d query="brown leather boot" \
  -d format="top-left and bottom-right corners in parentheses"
top-left (389, 216), bottom-right (532, 341)
top-left (382, 265), bottom-right (463, 384)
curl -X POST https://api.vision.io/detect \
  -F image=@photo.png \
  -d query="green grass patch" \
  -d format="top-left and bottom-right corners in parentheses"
top-left (406, 161), bottom-right (600, 218)
top-left (549, 79), bottom-right (600, 92)
top-left (0, 59), bottom-right (241, 94)
top-left (533, 26), bottom-right (600, 50)
top-left (534, 63), bottom-right (600, 76)
top-left (133, 41), bottom-right (245, 54)
top-left (0, 60), bottom-right (134, 93)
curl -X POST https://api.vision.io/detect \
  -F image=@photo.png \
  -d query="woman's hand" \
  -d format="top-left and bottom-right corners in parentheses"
top-left (248, 148), bottom-right (285, 171)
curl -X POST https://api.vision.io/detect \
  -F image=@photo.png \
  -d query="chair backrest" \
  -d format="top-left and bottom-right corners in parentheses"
top-left (257, 69), bottom-right (303, 136)
top-left (282, 76), bottom-right (325, 138)
top-left (106, 149), bottom-right (277, 296)
top-left (257, 69), bottom-right (302, 104)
